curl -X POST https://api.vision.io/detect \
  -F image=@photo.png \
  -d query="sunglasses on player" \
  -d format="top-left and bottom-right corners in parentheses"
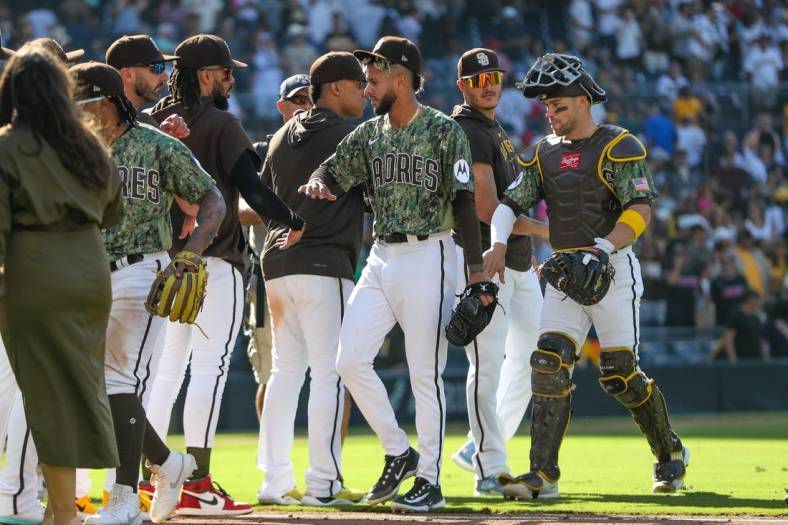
top-left (286, 94), bottom-right (311, 106)
top-left (462, 71), bottom-right (504, 88)
top-left (132, 61), bottom-right (166, 75)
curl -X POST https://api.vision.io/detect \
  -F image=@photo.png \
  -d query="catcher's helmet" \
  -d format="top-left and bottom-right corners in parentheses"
top-left (517, 53), bottom-right (606, 104)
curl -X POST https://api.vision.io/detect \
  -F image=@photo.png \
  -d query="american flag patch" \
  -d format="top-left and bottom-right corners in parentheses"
top-left (633, 177), bottom-right (650, 191)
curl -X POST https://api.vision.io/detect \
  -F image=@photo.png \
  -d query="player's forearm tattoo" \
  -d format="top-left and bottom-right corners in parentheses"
top-left (183, 186), bottom-right (226, 254)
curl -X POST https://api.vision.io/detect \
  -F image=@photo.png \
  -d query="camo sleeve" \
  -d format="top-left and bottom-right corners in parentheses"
top-left (443, 121), bottom-right (474, 198)
top-left (609, 159), bottom-right (659, 207)
top-left (160, 134), bottom-right (216, 203)
top-left (501, 165), bottom-right (543, 216)
top-left (316, 125), bottom-right (369, 192)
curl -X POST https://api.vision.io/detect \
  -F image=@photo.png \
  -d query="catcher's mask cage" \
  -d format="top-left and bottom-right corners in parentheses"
top-left (517, 53), bottom-right (607, 105)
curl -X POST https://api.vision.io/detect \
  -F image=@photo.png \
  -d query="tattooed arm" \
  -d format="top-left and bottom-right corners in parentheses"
top-left (182, 186), bottom-right (226, 255)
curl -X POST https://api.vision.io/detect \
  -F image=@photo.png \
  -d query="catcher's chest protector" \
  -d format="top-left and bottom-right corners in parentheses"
top-left (539, 125), bottom-right (623, 249)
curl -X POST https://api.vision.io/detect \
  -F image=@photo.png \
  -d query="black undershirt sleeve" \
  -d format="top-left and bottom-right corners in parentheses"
top-left (453, 190), bottom-right (484, 271)
top-left (231, 150), bottom-right (304, 230)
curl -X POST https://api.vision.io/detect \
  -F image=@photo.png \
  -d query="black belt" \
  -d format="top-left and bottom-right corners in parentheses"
top-left (378, 233), bottom-right (429, 243)
top-left (110, 253), bottom-right (144, 272)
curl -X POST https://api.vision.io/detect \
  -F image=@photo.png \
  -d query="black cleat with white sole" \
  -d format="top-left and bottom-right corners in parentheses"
top-left (390, 477), bottom-right (445, 513)
top-left (366, 447), bottom-right (419, 505)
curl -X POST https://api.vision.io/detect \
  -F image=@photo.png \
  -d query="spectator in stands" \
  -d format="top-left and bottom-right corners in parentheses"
top-left (615, 8), bottom-right (642, 68)
top-left (744, 200), bottom-right (775, 242)
top-left (711, 253), bottom-right (750, 326)
top-left (670, 1), bottom-right (695, 63)
top-left (664, 240), bottom-right (700, 326)
top-left (496, 5), bottom-right (530, 66)
top-left (732, 229), bottom-right (771, 295)
top-left (765, 296), bottom-right (788, 357)
top-left (252, 32), bottom-right (283, 119)
top-left (322, 11), bottom-right (357, 52)
top-left (656, 60), bottom-right (689, 103)
top-left (743, 33), bottom-right (783, 111)
top-left (710, 290), bottom-right (769, 362)
top-left (675, 116), bottom-right (706, 169)
top-left (594, 0), bottom-right (622, 54)
top-left (569, 0), bottom-right (593, 53)
top-left (643, 102), bottom-right (675, 156)
top-left (673, 86), bottom-right (703, 123)
top-left (281, 24), bottom-right (318, 76)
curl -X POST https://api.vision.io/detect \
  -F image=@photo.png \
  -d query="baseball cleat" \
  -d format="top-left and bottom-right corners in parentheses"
top-left (147, 451), bottom-right (196, 522)
top-left (0, 501), bottom-right (45, 525)
top-left (75, 495), bottom-right (97, 516)
top-left (176, 475), bottom-right (252, 516)
top-left (366, 447), bottom-right (419, 505)
top-left (137, 480), bottom-right (154, 520)
top-left (499, 471), bottom-right (560, 500)
top-left (451, 440), bottom-right (475, 473)
top-left (390, 477), bottom-right (445, 513)
top-left (257, 487), bottom-right (303, 505)
top-left (301, 486), bottom-right (365, 506)
top-left (653, 446), bottom-right (689, 493)
top-left (84, 484), bottom-right (143, 525)
top-left (475, 474), bottom-right (504, 496)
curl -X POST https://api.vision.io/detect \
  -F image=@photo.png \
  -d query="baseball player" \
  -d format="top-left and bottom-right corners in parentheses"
top-left (484, 53), bottom-right (689, 500)
top-left (243, 74), bottom-right (314, 419)
top-left (70, 61), bottom-right (227, 525)
top-left (145, 34), bottom-right (305, 517)
top-left (256, 52), bottom-right (367, 507)
top-left (449, 48), bottom-right (547, 495)
top-left (299, 36), bottom-right (492, 512)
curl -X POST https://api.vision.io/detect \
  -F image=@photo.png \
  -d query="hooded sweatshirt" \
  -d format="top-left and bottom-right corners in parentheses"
top-left (262, 107), bottom-right (364, 281)
top-left (451, 104), bottom-right (532, 272)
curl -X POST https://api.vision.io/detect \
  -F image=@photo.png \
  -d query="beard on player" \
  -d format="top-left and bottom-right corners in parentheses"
top-left (211, 79), bottom-right (230, 111)
top-left (373, 87), bottom-right (397, 116)
top-left (134, 77), bottom-right (163, 104)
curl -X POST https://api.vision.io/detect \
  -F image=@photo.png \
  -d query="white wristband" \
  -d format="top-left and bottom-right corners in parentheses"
top-left (491, 205), bottom-right (516, 245)
top-left (593, 237), bottom-right (615, 254)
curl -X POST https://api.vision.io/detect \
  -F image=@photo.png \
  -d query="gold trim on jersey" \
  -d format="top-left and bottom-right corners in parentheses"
top-left (596, 130), bottom-right (628, 201)
top-left (516, 141), bottom-right (544, 183)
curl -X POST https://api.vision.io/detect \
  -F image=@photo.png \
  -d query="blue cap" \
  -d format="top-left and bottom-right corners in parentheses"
top-left (279, 74), bottom-right (310, 100)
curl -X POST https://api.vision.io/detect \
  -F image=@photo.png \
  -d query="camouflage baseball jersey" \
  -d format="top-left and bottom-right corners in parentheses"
top-left (503, 124), bottom-right (658, 250)
top-left (102, 123), bottom-right (216, 260)
top-left (319, 105), bottom-right (473, 236)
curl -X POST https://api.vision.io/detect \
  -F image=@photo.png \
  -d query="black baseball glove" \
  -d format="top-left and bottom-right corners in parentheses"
top-left (445, 281), bottom-right (500, 346)
top-left (540, 248), bottom-right (615, 306)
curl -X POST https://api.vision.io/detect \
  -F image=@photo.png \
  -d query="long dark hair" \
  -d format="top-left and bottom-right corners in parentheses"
top-left (0, 47), bottom-right (113, 189)
top-left (167, 66), bottom-right (201, 110)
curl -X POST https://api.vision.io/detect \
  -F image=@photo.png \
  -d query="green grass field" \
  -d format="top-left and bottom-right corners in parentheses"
top-left (84, 412), bottom-right (788, 517)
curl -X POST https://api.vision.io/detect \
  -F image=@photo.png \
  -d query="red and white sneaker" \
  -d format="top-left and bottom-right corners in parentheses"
top-left (176, 475), bottom-right (253, 516)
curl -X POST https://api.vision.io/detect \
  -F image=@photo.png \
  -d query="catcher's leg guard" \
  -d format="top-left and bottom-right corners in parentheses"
top-left (598, 348), bottom-right (683, 460)
top-left (527, 332), bottom-right (576, 484)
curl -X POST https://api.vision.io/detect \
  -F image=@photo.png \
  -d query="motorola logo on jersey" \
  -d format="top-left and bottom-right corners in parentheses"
top-left (371, 153), bottom-right (439, 192)
top-left (453, 159), bottom-right (470, 183)
top-left (117, 165), bottom-right (160, 204)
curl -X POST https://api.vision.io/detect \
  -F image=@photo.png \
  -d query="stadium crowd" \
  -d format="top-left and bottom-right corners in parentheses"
top-left (1, 0), bottom-right (786, 358)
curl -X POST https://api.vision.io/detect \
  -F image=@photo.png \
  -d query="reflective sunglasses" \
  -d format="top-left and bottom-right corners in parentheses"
top-left (287, 94), bottom-right (311, 106)
top-left (147, 61), bottom-right (166, 75)
top-left (462, 71), bottom-right (504, 88)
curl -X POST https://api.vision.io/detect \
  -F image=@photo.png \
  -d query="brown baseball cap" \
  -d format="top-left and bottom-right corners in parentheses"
top-left (106, 35), bottom-right (176, 69)
top-left (2, 37), bottom-right (84, 63)
top-left (310, 52), bottom-right (365, 86)
top-left (458, 48), bottom-right (504, 78)
top-left (175, 34), bottom-right (247, 69)
top-left (69, 61), bottom-right (126, 102)
top-left (354, 36), bottom-right (421, 76)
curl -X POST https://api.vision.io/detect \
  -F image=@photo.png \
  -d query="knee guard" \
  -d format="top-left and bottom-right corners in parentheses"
top-left (599, 348), bottom-right (682, 459)
top-left (528, 333), bottom-right (576, 481)
top-left (598, 348), bottom-right (651, 409)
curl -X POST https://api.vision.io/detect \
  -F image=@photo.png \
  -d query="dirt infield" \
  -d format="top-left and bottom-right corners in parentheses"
top-left (161, 511), bottom-right (788, 525)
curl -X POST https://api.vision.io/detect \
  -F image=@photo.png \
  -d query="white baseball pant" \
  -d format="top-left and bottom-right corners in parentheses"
top-left (257, 274), bottom-right (353, 499)
top-left (146, 257), bottom-right (243, 449)
top-left (540, 246), bottom-right (643, 351)
top-left (455, 248), bottom-right (542, 480)
top-left (335, 234), bottom-right (457, 486)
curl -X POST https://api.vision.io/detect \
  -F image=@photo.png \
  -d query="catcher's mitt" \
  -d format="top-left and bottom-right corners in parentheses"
top-left (445, 281), bottom-right (500, 347)
top-left (145, 251), bottom-right (208, 324)
top-left (539, 248), bottom-right (615, 306)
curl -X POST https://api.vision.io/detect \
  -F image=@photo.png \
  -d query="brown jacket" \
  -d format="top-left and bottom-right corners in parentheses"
top-left (262, 107), bottom-right (364, 281)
